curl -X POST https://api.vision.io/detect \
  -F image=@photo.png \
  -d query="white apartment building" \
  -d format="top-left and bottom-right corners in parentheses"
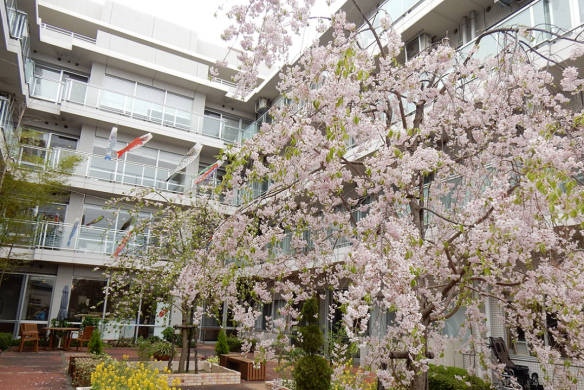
top-left (1, 0), bottom-right (583, 380)
top-left (0, 0), bottom-right (275, 341)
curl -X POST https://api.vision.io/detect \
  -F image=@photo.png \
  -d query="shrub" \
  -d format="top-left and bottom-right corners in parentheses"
top-left (91, 358), bottom-right (179, 389)
top-left (428, 364), bottom-right (491, 390)
top-left (298, 325), bottom-right (324, 354)
top-left (137, 339), bottom-right (176, 361)
top-left (215, 329), bottom-right (229, 356)
top-left (226, 336), bottom-right (242, 352)
top-left (294, 355), bottom-right (333, 390)
top-left (88, 329), bottom-right (104, 355)
top-left (81, 316), bottom-right (100, 330)
top-left (0, 332), bottom-right (14, 350)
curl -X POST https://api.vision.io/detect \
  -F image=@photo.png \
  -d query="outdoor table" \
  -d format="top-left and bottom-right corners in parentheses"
top-left (44, 327), bottom-right (79, 351)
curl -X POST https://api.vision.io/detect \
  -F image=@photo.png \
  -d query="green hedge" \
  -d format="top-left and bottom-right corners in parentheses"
top-left (428, 364), bottom-right (490, 390)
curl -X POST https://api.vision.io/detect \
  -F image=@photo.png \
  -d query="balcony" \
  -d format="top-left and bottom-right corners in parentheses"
top-left (15, 145), bottom-right (241, 203)
top-left (1, 219), bottom-right (153, 256)
top-left (27, 76), bottom-right (247, 144)
top-left (4, 0), bottom-right (27, 39)
top-left (0, 96), bottom-right (18, 156)
top-left (458, 0), bottom-right (554, 59)
top-left (40, 23), bottom-right (96, 45)
top-left (17, 145), bottom-right (191, 194)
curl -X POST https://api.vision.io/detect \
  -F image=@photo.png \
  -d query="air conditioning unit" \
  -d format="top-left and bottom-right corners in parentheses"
top-left (255, 97), bottom-right (270, 114)
top-left (494, 0), bottom-right (514, 7)
top-left (405, 33), bottom-right (432, 61)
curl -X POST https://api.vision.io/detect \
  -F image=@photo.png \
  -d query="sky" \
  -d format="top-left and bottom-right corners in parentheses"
top-left (94, 0), bottom-right (339, 55)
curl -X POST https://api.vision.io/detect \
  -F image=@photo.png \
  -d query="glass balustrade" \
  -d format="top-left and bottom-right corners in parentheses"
top-left (60, 79), bottom-right (244, 143)
top-left (30, 76), bottom-right (64, 102)
top-left (33, 220), bottom-right (154, 255)
top-left (5, 0), bottom-right (27, 39)
top-left (0, 96), bottom-right (17, 155)
top-left (458, 0), bottom-right (579, 60)
top-left (17, 145), bottom-right (188, 193)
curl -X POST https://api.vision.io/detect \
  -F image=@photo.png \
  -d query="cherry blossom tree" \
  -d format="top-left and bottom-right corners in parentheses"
top-left (183, 1), bottom-right (584, 389)
top-left (104, 187), bottom-right (225, 373)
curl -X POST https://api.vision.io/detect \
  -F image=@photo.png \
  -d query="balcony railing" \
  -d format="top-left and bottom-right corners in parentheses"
top-left (28, 77), bottom-right (247, 144)
top-left (5, 0), bottom-right (27, 39)
top-left (40, 23), bottom-right (96, 44)
top-left (210, 76), bottom-right (238, 89)
top-left (16, 145), bottom-right (241, 204)
top-left (17, 145), bottom-right (191, 194)
top-left (0, 96), bottom-right (18, 156)
top-left (1, 219), bottom-right (154, 255)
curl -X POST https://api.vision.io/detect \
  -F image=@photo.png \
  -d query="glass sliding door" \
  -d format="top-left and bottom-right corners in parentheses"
top-left (20, 275), bottom-right (55, 321)
top-left (0, 274), bottom-right (24, 333)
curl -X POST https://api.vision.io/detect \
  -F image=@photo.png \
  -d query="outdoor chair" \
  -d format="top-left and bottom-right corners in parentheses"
top-left (18, 323), bottom-right (39, 352)
top-left (67, 326), bottom-right (95, 351)
top-left (488, 336), bottom-right (543, 390)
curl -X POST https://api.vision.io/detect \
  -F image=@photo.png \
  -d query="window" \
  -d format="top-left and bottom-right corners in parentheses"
top-left (79, 204), bottom-right (152, 254)
top-left (203, 109), bottom-right (251, 142)
top-left (90, 137), bottom-right (185, 192)
top-left (20, 275), bottom-right (55, 321)
top-left (31, 64), bottom-right (88, 102)
top-left (67, 278), bottom-right (107, 322)
top-left (101, 76), bottom-right (193, 130)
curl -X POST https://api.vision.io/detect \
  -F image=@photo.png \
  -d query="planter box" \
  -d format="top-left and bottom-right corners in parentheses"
top-left (163, 362), bottom-right (240, 386)
top-left (266, 381), bottom-right (291, 390)
top-left (76, 361), bottom-right (240, 388)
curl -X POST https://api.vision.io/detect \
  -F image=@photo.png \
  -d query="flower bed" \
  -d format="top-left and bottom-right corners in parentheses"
top-left (73, 357), bottom-right (240, 388)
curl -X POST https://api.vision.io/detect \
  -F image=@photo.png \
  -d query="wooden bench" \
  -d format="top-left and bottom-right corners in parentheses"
top-left (220, 354), bottom-right (266, 381)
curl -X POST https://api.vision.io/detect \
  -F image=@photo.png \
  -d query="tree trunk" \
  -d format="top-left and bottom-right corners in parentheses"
top-left (177, 304), bottom-right (189, 373)
top-left (411, 370), bottom-right (429, 390)
top-left (193, 325), bottom-right (199, 374)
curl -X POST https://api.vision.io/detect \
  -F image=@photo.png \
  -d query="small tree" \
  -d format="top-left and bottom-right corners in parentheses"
top-left (215, 329), bottom-right (229, 356)
top-left (88, 329), bottom-right (104, 355)
top-left (294, 297), bottom-right (332, 390)
top-left (105, 187), bottom-right (225, 373)
top-left (0, 125), bottom-right (82, 288)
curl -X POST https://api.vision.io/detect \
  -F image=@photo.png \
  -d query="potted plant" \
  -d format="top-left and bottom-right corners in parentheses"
top-left (137, 338), bottom-right (176, 361)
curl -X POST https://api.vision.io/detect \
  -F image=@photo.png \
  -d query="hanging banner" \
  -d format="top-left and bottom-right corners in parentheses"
top-left (113, 226), bottom-right (134, 258)
top-left (166, 143), bottom-right (202, 182)
top-left (104, 126), bottom-right (118, 160)
top-left (115, 133), bottom-right (153, 159)
top-left (193, 160), bottom-right (224, 186)
top-left (67, 218), bottom-right (80, 247)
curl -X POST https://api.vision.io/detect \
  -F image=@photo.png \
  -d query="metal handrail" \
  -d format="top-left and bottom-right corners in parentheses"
top-left (40, 23), bottom-right (96, 44)
top-left (210, 76), bottom-right (238, 88)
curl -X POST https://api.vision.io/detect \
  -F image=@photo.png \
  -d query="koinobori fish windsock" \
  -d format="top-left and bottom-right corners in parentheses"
top-left (67, 218), bottom-right (80, 247)
top-left (115, 133), bottom-right (153, 159)
top-left (166, 143), bottom-right (202, 182)
top-left (193, 160), bottom-right (224, 186)
top-left (105, 126), bottom-right (118, 160)
top-left (113, 226), bottom-right (134, 258)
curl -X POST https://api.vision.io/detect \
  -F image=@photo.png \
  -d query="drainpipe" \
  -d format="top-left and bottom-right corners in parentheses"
top-left (470, 10), bottom-right (477, 40)
top-left (461, 16), bottom-right (468, 44)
